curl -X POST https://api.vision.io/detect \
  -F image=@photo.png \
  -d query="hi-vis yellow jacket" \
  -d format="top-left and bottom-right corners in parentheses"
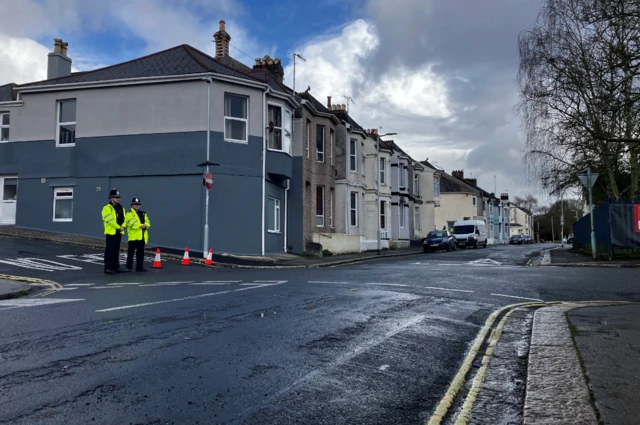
top-left (126, 209), bottom-right (151, 243)
top-left (102, 203), bottom-right (124, 235)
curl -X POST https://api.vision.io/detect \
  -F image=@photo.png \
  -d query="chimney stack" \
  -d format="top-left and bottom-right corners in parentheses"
top-left (464, 178), bottom-right (477, 187)
top-left (47, 38), bottom-right (72, 80)
top-left (252, 55), bottom-right (285, 84)
top-left (327, 96), bottom-right (332, 108)
top-left (213, 20), bottom-right (231, 58)
top-left (452, 170), bottom-right (464, 180)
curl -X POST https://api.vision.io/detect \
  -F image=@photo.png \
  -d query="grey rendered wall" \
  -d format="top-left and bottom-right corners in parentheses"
top-left (265, 180), bottom-right (285, 254)
top-left (288, 157), bottom-right (304, 253)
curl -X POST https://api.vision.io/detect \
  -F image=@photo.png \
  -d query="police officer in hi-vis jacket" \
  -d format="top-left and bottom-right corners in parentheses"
top-left (102, 189), bottom-right (126, 274)
top-left (126, 197), bottom-right (151, 272)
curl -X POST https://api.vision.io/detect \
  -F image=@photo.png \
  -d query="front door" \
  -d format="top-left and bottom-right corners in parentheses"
top-left (0, 176), bottom-right (17, 225)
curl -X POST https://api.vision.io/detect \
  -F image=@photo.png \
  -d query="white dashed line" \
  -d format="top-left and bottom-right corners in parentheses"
top-left (204, 281), bottom-right (241, 283)
top-left (106, 282), bottom-right (141, 286)
top-left (65, 284), bottom-right (95, 287)
top-left (140, 283), bottom-right (181, 287)
top-left (56, 287), bottom-right (78, 291)
top-left (90, 286), bottom-right (124, 289)
top-left (366, 283), bottom-right (409, 287)
top-left (424, 286), bottom-right (474, 293)
top-left (0, 298), bottom-right (84, 310)
top-left (190, 282), bottom-right (232, 286)
top-left (491, 293), bottom-right (544, 302)
top-left (308, 281), bottom-right (351, 284)
top-left (155, 281), bottom-right (194, 284)
top-left (96, 283), bottom-right (284, 313)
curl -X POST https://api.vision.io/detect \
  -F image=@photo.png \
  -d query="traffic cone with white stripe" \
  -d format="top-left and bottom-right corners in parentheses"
top-left (181, 247), bottom-right (190, 266)
top-left (205, 248), bottom-right (213, 266)
top-left (152, 248), bottom-right (163, 269)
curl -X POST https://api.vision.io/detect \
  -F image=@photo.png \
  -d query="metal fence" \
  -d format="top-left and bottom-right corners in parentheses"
top-left (573, 199), bottom-right (640, 259)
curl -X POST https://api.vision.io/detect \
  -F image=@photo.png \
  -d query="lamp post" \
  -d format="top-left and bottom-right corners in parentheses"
top-left (376, 132), bottom-right (397, 255)
top-left (578, 168), bottom-right (599, 260)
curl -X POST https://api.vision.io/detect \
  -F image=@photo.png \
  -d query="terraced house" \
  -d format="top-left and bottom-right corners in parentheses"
top-left (0, 22), bottom-right (298, 255)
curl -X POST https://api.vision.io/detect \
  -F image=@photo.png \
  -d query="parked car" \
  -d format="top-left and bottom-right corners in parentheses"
top-left (510, 234), bottom-right (524, 245)
top-left (523, 235), bottom-right (533, 244)
top-left (423, 230), bottom-right (456, 253)
top-left (452, 220), bottom-right (488, 248)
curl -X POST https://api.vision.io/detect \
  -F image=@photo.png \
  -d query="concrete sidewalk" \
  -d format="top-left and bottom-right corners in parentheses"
top-left (548, 246), bottom-right (640, 268)
top-left (523, 303), bottom-right (640, 425)
top-left (0, 279), bottom-right (32, 300)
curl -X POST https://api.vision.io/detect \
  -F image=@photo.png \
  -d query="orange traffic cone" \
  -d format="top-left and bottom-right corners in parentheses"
top-left (181, 247), bottom-right (190, 266)
top-left (152, 248), bottom-right (163, 269)
top-left (205, 248), bottom-right (213, 266)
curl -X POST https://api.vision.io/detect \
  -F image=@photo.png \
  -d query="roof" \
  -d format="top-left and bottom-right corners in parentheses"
top-left (513, 205), bottom-right (533, 215)
top-left (19, 45), bottom-right (263, 88)
top-left (440, 172), bottom-right (478, 194)
top-left (420, 159), bottom-right (442, 171)
top-left (298, 93), bottom-right (332, 114)
top-left (0, 83), bottom-right (17, 101)
top-left (330, 109), bottom-right (365, 132)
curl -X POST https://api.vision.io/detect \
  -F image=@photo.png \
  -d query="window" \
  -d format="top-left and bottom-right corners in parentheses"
top-left (434, 176), bottom-right (440, 197)
top-left (399, 166), bottom-right (406, 188)
top-left (267, 104), bottom-right (292, 152)
top-left (329, 188), bottom-right (334, 227)
top-left (3, 178), bottom-right (17, 200)
top-left (350, 139), bottom-right (357, 171)
top-left (414, 174), bottom-right (420, 196)
top-left (316, 186), bottom-right (324, 226)
top-left (472, 196), bottom-right (477, 206)
top-left (414, 207), bottom-right (421, 230)
top-left (316, 125), bottom-right (325, 163)
top-left (400, 200), bottom-right (406, 228)
top-left (53, 187), bottom-right (73, 222)
top-left (267, 197), bottom-right (280, 232)
top-left (224, 94), bottom-right (248, 143)
top-left (330, 129), bottom-right (335, 165)
top-left (0, 112), bottom-right (9, 142)
top-left (489, 204), bottom-right (494, 215)
top-left (57, 99), bottom-right (76, 146)
top-left (380, 201), bottom-right (386, 229)
top-left (306, 119), bottom-right (311, 159)
top-left (350, 192), bottom-right (358, 227)
top-left (380, 158), bottom-right (386, 184)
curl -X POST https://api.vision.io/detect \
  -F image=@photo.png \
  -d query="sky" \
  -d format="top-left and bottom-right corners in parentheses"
top-left (0, 0), bottom-right (546, 200)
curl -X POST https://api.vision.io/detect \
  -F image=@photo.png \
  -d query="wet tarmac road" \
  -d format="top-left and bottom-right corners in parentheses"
top-left (1, 238), bottom-right (639, 424)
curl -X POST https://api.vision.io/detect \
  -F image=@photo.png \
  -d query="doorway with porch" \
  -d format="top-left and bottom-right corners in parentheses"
top-left (0, 176), bottom-right (17, 225)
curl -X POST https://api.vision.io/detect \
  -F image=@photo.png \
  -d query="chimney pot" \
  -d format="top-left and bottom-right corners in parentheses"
top-left (327, 96), bottom-right (332, 108)
top-left (219, 20), bottom-right (226, 31)
top-left (61, 42), bottom-right (68, 56)
top-left (53, 38), bottom-right (63, 54)
top-left (48, 38), bottom-right (72, 79)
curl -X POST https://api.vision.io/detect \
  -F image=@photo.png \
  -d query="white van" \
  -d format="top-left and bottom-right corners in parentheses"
top-left (452, 220), bottom-right (488, 248)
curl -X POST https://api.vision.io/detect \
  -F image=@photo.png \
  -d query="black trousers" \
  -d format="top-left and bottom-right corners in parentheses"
top-left (104, 233), bottom-right (122, 271)
top-left (127, 240), bottom-right (145, 270)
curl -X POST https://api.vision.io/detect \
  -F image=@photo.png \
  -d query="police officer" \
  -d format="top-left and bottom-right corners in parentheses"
top-left (102, 189), bottom-right (126, 274)
top-left (126, 197), bottom-right (150, 272)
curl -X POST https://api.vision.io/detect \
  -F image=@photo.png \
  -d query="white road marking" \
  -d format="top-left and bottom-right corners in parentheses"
top-left (308, 281), bottom-right (351, 284)
top-left (425, 286), bottom-right (474, 293)
top-left (96, 283), bottom-right (285, 313)
top-left (90, 286), bottom-right (124, 289)
top-left (140, 283), bottom-right (181, 287)
top-left (366, 283), bottom-right (409, 287)
top-left (0, 298), bottom-right (84, 310)
top-left (468, 259), bottom-right (502, 266)
top-left (0, 258), bottom-right (82, 272)
top-left (542, 250), bottom-right (551, 265)
top-left (57, 287), bottom-right (78, 291)
top-left (190, 282), bottom-right (232, 286)
top-left (491, 293), bottom-right (544, 302)
top-left (155, 281), bottom-right (194, 284)
top-left (106, 282), bottom-right (141, 286)
top-left (253, 280), bottom-right (287, 283)
top-left (65, 284), bottom-right (95, 287)
top-left (204, 280), bottom-right (241, 283)
top-left (379, 364), bottom-right (390, 371)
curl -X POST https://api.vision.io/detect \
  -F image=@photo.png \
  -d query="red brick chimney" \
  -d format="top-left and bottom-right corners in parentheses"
top-left (327, 96), bottom-right (332, 108)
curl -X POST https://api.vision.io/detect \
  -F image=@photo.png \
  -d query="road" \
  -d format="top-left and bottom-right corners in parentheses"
top-left (1, 237), bottom-right (639, 424)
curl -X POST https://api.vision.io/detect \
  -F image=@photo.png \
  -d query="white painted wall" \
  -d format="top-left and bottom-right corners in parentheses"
top-left (435, 193), bottom-right (477, 230)
top-left (312, 232), bottom-right (361, 254)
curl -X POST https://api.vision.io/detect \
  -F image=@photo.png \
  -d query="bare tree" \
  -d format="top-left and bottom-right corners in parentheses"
top-left (513, 194), bottom-right (540, 213)
top-left (517, 0), bottom-right (640, 199)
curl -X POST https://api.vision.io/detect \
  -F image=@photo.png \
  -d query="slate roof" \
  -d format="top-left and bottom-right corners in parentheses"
top-left (440, 172), bottom-right (478, 194)
top-left (0, 83), bottom-right (17, 101)
top-left (298, 93), bottom-right (332, 114)
top-left (19, 45), bottom-right (264, 88)
top-left (330, 109), bottom-right (365, 132)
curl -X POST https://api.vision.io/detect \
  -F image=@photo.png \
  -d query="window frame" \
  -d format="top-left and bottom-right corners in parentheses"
top-left (267, 197), bottom-right (281, 233)
top-left (434, 176), bottom-right (440, 197)
top-left (472, 196), bottom-right (477, 207)
top-left (349, 139), bottom-right (357, 172)
top-left (267, 102), bottom-right (292, 154)
top-left (305, 118), bottom-right (311, 159)
top-left (400, 200), bottom-right (406, 228)
top-left (414, 174), bottom-right (420, 196)
top-left (350, 191), bottom-right (358, 227)
top-left (0, 112), bottom-right (9, 142)
top-left (52, 187), bottom-right (74, 222)
top-left (56, 99), bottom-right (77, 147)
top-left (414, 206), bottom-right (421, 230)
top-left (380, 200), bottom-right (386, 230)
top-left (329, 188), bottom-right (334, 228)
top-left (399, 166), bottom-right (406, 189)
top-left (380, 158), bottom-right (386, 184)
top-left (316, 124), bottom-right (325, 163)
top-left (316, 186), bottom-right (324, 227)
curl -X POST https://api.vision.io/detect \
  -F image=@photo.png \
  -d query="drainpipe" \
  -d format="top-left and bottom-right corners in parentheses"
top-left (261, 87), bottom-right (270, 256)
top-left (284, 179), bottom-right (289, 252)
top-left (202, 75), bottom-right (212, 257)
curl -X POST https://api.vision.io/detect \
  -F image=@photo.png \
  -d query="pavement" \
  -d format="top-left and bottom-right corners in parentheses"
top-left (548, 245), bottom-right (640, 268)
top-left (1, 236), bottom-right (639, 424)
top-left (0, 279), bottom-right (31, 299)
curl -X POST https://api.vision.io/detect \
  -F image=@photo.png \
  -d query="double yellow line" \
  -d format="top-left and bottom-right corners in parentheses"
top-left (0, 273), bottom-right (63, 298)
top-left (426, 300), bottom-right (632, 425)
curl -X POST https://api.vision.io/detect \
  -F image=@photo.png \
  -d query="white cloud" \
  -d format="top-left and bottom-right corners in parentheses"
top-left (0, 35), bottom-right (48, 84)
